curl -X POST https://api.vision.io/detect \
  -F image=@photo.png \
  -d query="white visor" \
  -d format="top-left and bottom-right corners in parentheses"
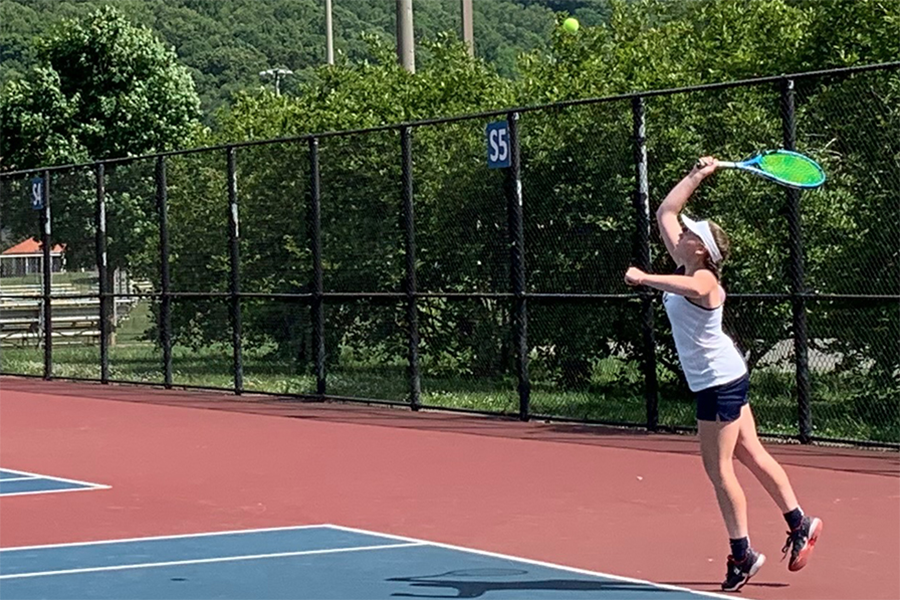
top-left (681, 215), bottom-right (722, 263)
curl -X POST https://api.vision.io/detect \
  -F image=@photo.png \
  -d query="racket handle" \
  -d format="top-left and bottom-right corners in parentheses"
top-left (716, 161), bottom-right (738, 168)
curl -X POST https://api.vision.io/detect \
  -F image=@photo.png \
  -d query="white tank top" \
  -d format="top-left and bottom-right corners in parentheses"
top-left (662, 286), bottom-right (748, 392)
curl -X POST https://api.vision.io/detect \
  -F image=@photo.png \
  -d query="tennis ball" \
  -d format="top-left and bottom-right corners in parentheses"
top-left (562, 17), bottom-right (579, 33)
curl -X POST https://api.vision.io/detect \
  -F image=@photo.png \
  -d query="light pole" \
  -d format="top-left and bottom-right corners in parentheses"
top-left (396, 0), bottom-right (415, 73)
top-left (259, 68), bottom-right (294, 95)
top-left (461, 0), bottom-right (474, 57)
top-left (325, 0), bottom-right (334, 65)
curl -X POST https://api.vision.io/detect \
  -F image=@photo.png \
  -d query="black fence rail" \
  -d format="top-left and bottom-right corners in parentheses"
top-left (2, 63), bottom-right (898, 447)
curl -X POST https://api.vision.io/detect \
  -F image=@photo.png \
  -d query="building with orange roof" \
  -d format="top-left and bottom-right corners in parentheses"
top-left (0, 238), bottom-right (66, 277)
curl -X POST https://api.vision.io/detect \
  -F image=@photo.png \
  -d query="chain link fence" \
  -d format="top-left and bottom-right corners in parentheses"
top-left (2, 64), bottom-right (898, 446)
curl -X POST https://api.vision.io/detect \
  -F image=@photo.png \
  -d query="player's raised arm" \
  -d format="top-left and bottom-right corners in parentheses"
top-left (656, 157), bottom-right (718, 265)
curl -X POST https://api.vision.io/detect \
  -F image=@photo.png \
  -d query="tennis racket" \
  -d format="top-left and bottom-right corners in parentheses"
top-left (706, 150), bottom-right (826, 189)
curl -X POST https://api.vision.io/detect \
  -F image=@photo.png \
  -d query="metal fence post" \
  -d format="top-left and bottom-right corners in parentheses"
top-left (40, 170), bottom-right (52, 379)
top-left (309, 138), bottom-right (326, 397)
top-left (95, 163), bottom-right (110, 383)
top-left (226, 146), bottom-right (244, 394)
top-left (400, 126), bottom-right (422, 409)
top-left (156, 156), bottom-right (173, 388)
top-left (781, 78), bottom-right (812, 443)
top-left (632, 96), bottom-right (659, 431)
top-left (506, 112), bottom-right (530, 420)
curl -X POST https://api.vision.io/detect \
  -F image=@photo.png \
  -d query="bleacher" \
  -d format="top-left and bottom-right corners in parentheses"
top-left (0, 282), bottom-right (133, 346)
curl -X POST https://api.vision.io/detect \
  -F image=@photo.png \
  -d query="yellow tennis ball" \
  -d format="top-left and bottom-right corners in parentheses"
top-left (562, 17), bottom-right (579, 33)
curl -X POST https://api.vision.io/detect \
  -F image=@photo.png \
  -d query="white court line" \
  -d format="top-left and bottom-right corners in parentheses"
top-left (0, 467), bottom-right (109, 491)
top-left (0, 524), bottom-right (335, 552)
top-left (0, 542), bottom-right (425, 580)
top-left (0, 523), bottom-right (746, 599)
top-left (0, 476), bottom-right (39, 482)
top-left (324, 524), bottom-right (746, 600)
top-left (0, 487), bottom-right (109, 498)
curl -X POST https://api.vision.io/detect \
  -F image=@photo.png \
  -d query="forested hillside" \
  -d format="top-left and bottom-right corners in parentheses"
top-left (0, 0), bottom-right (612, 116)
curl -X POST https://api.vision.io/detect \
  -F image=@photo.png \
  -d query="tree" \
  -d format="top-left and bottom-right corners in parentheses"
top-left (0, 67), bottom-right (87, 171)
top-left (1, 6), bottom-right (201, 279)
top-left (59, 7), bottom-right (196, 160)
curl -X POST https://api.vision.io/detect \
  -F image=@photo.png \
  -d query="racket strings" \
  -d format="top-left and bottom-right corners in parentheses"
top-left (758, 153), bottom-right (824, 186)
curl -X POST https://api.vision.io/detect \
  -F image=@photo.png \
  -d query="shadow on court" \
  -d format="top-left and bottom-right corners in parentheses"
top-left (387, 575), bottom-right (672, 598)
top-left (662, 581), bottom-right (789, 589)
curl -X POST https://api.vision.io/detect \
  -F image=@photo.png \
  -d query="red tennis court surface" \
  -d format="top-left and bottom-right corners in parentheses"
top-left (1, 377), bottom-right (897, 599)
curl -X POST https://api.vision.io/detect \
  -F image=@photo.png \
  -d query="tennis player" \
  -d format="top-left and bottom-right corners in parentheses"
top-left (624, 156), bottom-right (822, 592)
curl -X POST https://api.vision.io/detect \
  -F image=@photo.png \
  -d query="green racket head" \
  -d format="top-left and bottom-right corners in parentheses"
top-left (756, 151), bottom-right (826, 188)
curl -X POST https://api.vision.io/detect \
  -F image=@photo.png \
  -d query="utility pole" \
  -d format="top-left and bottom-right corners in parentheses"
top-left (461, 0), bottom-right (474, 57)
top-left (325, 0), bottom-right (334, 65)
top-left (396, 0), bottom-right (415, 73)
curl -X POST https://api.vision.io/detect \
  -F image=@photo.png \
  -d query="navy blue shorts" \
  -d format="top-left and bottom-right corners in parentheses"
top-left (695, 374), bottom-right (749, 422)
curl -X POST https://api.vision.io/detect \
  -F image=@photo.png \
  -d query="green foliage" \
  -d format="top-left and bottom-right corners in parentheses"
top-left (37, 6), bottom-right (201, 161)
top-left (217, 33), bottom-right (515, 138)
top-left (0, 0), bottom-right (568, 117)
top-left (517, 0), bottom-right (812, 103)
top-left (2, 6), bottom-right (201, 170)
top-left (0, 0), bottom-right (896, 441)
top-left (0, 6), bottom-right (201, 278)
top-left (0, 66), bottom-right (87, 169)
top-left (187, 0), bottom-right (896, 418)
top-left (790, 0), bottom-right (900, 67)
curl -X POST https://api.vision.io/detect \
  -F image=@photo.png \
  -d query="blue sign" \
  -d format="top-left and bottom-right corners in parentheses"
top-left (486, 120), bottom-right (510, 169)
top-left (30, 176), bottom-right (44, 210)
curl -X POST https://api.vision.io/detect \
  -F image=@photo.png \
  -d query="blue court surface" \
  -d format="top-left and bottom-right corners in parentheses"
top-left (0, 525), bottom-right (730, 600)
top-left (0, 468), bottom-right (109, 497)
